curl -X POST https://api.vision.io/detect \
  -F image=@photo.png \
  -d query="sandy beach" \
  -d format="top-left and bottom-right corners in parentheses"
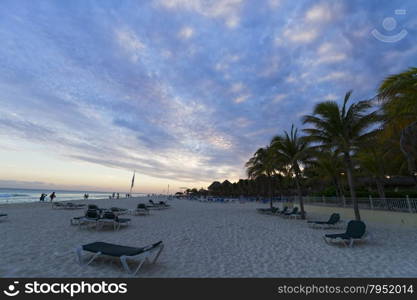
top-left (1, 197), bottom-right (417, 278)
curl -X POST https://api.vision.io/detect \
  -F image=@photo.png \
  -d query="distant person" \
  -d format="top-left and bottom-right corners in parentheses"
top-left (39, 193), bottom-right (47, 202)
top-left (112, 192), bottom-right (115, 199)
top-left (49, 192), bottom-right (56, 202)
top-left (117, 193), bottom-right (120, 199)
top-left (84, 193), bottom-right (89, 200)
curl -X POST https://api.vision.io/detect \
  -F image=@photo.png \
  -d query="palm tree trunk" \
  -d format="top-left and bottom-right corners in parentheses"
top-left (333, 177), bottom-right (344, 206)
top-left (344, 153), bottom-right (361, 221)
top-left (268, 175), bottom-right (273, 209)
top-left (295, 173), bottom-right (306, 219)
top-left (336, 176), bottom-right (344, 198)
top-left (375, 176), bottom-right (386, 199)
top-left (332, 177), bottom-right (340, 198)
top-left (400, 121), bottom-right (417, 188)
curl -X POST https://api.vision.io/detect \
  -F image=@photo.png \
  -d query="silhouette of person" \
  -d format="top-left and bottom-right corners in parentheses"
top-left (39, 193), bottom-right (47, 202)
top-left (50, 192), bottom-right (56, 202)
top-left (117, 193), bottom-right (120, 199)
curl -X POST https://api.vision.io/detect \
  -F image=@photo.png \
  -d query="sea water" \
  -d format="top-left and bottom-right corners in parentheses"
top-left (0, 188), bottom-right (144, 204)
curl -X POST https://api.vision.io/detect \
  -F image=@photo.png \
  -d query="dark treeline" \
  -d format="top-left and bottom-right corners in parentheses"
top-left (187, 68), bottom-right (417, 221)
top-left (185, 175), bottom-right (416, 199)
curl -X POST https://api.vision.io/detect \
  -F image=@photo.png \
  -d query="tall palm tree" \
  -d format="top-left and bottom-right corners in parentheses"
top-left (302, 91), bottom-right (378, 221)
top-left (378, 67), bottom-right (417, 121)
top-left (270, 125), bottom-right (311, 219)
top-left (378, 67), bottom-right (417, 184)
top-left (245, 146), bottom-right (278, 208)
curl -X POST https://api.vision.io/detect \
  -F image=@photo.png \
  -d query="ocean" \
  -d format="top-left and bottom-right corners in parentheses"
top-left (0, 188), bottom-right (145, 204)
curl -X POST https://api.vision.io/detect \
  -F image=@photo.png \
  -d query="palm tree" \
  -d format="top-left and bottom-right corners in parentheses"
top-left (378, 67), bottom-right (417, 121)
top-left (270, 125), bottom-right (311, 219)
top-left (245, 146), bottom-right (278, 208)
top-left (356, 137), bottom-right (388, 199)
top-left (302, 91), bottom-right (378, 221)
top-left (378, 67), bottom-right (417, 184)
top-left (307, 150), bottom-right (345, 201)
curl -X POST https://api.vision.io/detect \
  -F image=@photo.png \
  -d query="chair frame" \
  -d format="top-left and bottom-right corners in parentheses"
top-left (97, 218), bottom-right (130, 231)
top-left (323, 232), bottom-right (369, 247)
top-left (309, 219), bottom-right (345, 229)
top-left (129, 207), bottom-right (150, 216)
top-left (76, 242), bottom-right (164, 275)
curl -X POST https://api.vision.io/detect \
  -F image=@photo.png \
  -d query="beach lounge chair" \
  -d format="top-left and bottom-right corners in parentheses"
top-left (87, 204), bottom-right (104, 212)
top-left (308, 213), bottom-right (341, 229)
top-left (97, 211), bottom-right (130, 231)
top-left (158, 201), bottom-right (170, 208)
top-left (282, 207), bottom-right (298, 218)
top-left (131, 204), bottom-right (150, 216)
top-left (288, 208), bottom-right (304, 219)
top-left (147, 200), bottom-right (165, 210)
top-left (256, 207), bottom-right (280, 215)
top-left (76, 241), bottom-right (164, 275)
top-left (277, 206), bottom-right (289, 215)
top-left (75, 209), bottom-right (101, 229)
top-left (108, 207), bottom-right (128, 215)
top-left (323, 220), bottom-right (367, 247)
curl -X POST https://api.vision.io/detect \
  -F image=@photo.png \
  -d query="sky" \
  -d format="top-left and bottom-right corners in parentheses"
top-left (0, 0), bottom-right (416, 193)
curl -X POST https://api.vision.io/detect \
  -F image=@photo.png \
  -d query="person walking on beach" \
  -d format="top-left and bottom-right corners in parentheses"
top-left (117, 193), bottom-right (119, 199)
top-left (83, 193), bottom-right (89, 200)
top-left (49, 192), bottom-right (56, 202)
top-left (112, 192), bottom-right (115, 199)
top-left (39, 193), bottom-right (47, 202)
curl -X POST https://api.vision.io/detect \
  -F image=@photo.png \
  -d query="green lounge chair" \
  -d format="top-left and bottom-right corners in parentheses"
top-left (323, 220), bottom-right (367, 247)
top-left (76, 241), bottom-right (164, 275)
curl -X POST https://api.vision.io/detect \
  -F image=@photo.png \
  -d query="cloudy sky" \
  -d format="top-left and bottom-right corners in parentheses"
top-left (0, 0), bottom-right (416, 193)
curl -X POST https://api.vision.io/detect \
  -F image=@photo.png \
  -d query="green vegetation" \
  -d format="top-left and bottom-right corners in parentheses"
top-left (189, 68), bottom-right (417, 221)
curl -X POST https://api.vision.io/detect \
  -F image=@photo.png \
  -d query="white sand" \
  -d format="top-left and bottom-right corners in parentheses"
top-left (1, 197), bottom-right (417, 278)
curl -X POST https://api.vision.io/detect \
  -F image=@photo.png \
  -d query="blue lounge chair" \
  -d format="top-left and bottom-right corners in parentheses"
top-left (282, 207), bottom-right (298, 218)
top-left (308, 213), bottom-right (341, 228)
top-left (131, 204), bottom-right (150, 216)
top-left (76, 241), bottom-right (164, 275)
top-left (158, 201), bottom-right (170, 208)
top-left (147, 200), bottom-right (165, 210)
top-left (323, 220), bottom-right (367, 247)
top-left (73, 209), bottom-right (101, 228)
top-left (108, 207), bottom-right (128, 215)
top-left (273, 206), bottom-right (288, 216)
top-left (88, 204), bottom-right (104, 212)
top-left (97, 211), bottom-right (130, 231)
